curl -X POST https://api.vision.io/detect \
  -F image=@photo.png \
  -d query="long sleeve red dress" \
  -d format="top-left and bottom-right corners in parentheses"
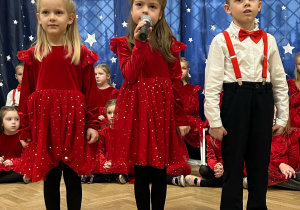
top-left (14, 45), bottom-right (100, 182)
top-left (0, 133), bottom-right (22, 171)
top-left (287, 79), bottom-right (300, 128)
top-left (108, 37), bottom-right (189, 169)
top-left (268, 128), bottom-right (300, 186)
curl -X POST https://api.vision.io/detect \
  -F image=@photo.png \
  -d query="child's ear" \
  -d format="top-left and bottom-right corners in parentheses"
top-left (37, 13), bottom-right (41, 24)
top-left (258, 1), bottom-right (262, 12)
top-left (107, 74), bottom-right (111, 80)
top-left (68, 13), bottom-right (75, 25)
top-left (15, 74), bottom-right (18, 80)
top-left (224, 4), bottom-right (232, 15)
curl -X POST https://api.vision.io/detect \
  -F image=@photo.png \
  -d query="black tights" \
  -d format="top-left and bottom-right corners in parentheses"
top-left (44, 163), bottom-right (82, 210)
top-left (134, 165), bottom-right (167, 210)
top-left (0, 171), bottom-right (23, 183)
top-left (199, 165), bottom-right (223, 187)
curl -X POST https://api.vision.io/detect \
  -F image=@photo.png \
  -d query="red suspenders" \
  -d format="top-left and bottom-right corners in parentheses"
top-left (12, 89), bottom-right (17, 106)
top-left (222, 31), bottom-right (268, 86)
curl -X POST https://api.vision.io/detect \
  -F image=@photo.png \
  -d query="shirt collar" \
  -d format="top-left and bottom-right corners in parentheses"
top-left (228, 21), bottom-right (260, 38)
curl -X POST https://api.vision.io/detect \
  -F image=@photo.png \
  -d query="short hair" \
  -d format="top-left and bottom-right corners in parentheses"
top-left (0, 106), bottom-right (18, 133)
top-left (15, 63), bottom-right (24, 73)
top-left (226, 0), bottom-right (229, 4)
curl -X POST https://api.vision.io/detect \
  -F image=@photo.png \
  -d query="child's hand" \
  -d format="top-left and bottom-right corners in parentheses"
top-left (0, 156), bottom-right (4, 164)
top-left (176, 126), bottom-right (191, 137)
top-left (279, 163), bottom-right (296, 179)
top-left (20, 139), bottom-right (31, 148)
top-left (209, 127), bottom-right (227, 141)
top-left (3, 159), bottom-right (13, 166)
top-left (272, 124), bottom-right (284, 136)
top-left (98, 115), bottom-right (105, 120)
top-left (86, 128), bottom-right (99, 144)
top-left (134, 21), bottom-right (153, 41)
top-left (103, 160), bottom-right (112, 169)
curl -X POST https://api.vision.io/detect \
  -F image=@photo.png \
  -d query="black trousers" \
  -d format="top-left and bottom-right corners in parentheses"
top-left (220, 82), bottom-right (274, 210)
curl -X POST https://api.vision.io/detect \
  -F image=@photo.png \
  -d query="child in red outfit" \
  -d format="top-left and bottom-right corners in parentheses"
top-left (84, 99), bottom-right (127, 184)
top-left (14, 0), bottom-right (100, 209)
top-left (287, 52), bottom-right (300, 128)
top-left (95, 64), bottom-right (119, 128)
top-left (108, 0), bottom-right (190, 208)
top-left (0, 106), bottom-right (25, 183)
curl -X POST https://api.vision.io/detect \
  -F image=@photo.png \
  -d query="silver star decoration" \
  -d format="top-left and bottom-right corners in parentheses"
top-left (187, 8), bottom-right (191, 13)
top-left (76, 15), bottom-right (78, 19)
top-left (283, 43), bottom-right (295, 54)
top-left (255, 18), bottom-right (259, 24)
top-left (111, 57), bottom-right (117, 63)
top-left (29, 35), bottom-right (34, 41)
top-left (111, 82), bottom-right (116, 88)
top-left (13, 20), bottom-right (18, 24)
top-left (99, 15), bottom-right (103, 20)
top-left (7, 55), bottom-right (11, 61)
top-left (211, 25), bottom-right (216, 31)
top-left (84, 33), bottom-right (97, 47)
top-left (282, 5), bottom-right (286, 10)
top-left (122, 21), bottom-right (128, 27)
top-left (188, 38), bottom-right (193, 43)
top-left (31, 0), bottom-right (35, 4)
top-left (0, 82), bottom-right (3, 87)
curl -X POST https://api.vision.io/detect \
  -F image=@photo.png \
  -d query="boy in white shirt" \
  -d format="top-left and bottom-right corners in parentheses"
top-left (6, 63), bottom-right (24, 107)
top-left (204, 0), bottom-right (289, 209)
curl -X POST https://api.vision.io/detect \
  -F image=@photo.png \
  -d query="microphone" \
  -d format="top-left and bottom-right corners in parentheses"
top-left (139, 15), bottom-right (152, 42)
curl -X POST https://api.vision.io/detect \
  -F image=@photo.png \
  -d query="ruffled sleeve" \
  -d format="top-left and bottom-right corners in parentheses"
top-left (185, 85), bottom-right (201, 116)
top-left (80, 45), bottom-right (101, 130)
top-left (17, 48), bottom-right (34, 66)
top-left (168, 40), bottom-right (189, 126)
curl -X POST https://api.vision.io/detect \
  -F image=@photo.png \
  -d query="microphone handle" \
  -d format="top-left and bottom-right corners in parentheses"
top-left (139, 22), bottom-right (150, 42)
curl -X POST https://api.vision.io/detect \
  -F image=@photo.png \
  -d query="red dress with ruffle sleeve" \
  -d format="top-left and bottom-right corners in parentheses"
top-left (14, 45), bottom-right (100, 182)
top-left (287, 79), bottom-right (300, 128)
top-left (108, 36), bottom-right (189, 168)
top-left (268, 128), bottom-right (300, 186)
top-left (0, 133), bottom-right (22, 171)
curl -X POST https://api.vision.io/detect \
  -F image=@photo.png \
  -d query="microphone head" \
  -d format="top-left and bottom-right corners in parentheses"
top-left (141, 15), bottom-right (152, 26)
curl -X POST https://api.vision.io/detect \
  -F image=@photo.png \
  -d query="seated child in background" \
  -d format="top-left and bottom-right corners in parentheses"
top-left (95, 64), bottom-right (119, 128)
top-left (83, 99), bottom-right (127, 184)
top-left (185, 135), bottom-right (247, 188)
top-left (5, 63), bottom-right (24, 107)
top-left (0, 106), bottom-right (28, 183)
top-left (268, 119), bottom-right (300, 190)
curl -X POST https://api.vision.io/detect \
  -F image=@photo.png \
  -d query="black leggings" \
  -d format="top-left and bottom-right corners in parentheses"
top-left (199, 165), bottom-right (223, 187)
top-left (0, 171), bottom-right (23, 183)
top-left (134, 165), bottom-right (167, 210)
top-left (44, 163), bottom-right (82, 210)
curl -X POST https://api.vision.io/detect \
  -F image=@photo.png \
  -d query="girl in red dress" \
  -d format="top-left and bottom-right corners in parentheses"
top-left (83, 99), bottom-right (127, 184)
top-left (268, 122), bottom-right (300, 190)
top-left (287, 52), bottom-right (300, 128)
top-left (95, 64), bottom-right (119, 128)
top-left (0, 106), bottom-right (25, 183)
top-left (14, 0), bottom-right (100, 209)
top-left (109, 0), bottom-right (190, 208)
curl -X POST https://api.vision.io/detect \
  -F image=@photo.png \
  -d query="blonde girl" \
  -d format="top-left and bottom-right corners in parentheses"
top-left (14, 0), bottom-right (100, 209)
top-left (109, 0), bottom-right (190, 209)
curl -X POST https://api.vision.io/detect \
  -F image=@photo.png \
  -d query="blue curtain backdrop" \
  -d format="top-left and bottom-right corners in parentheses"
top-left (0, 1), bottom-right (299, 118)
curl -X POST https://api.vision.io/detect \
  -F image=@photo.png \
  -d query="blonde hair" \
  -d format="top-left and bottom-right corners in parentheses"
top-left (295, 52), bottom-right (300, 90)
top-left (95, 64), bottom-right (111, 85)
top-left (127, 0), bottom-right (176, 62)
top-left (180, 57), bottom-right (190, 82)
top-left (15, 63), bottom-right (24, 73)
top-left (0, 106), bottom-right (18, 133)
top-left (35, 0), bottom-right (81, 65)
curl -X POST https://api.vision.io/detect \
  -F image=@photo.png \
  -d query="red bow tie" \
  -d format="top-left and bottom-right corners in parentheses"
top-left (17, 85), bottom-right (21, 91)
top-left (238, 29), bottom-right (263, 44)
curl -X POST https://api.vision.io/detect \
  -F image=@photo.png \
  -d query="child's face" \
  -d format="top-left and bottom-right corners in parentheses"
top-left (37, 0), bottom-right (74, 45)
top-left (131, 0), bottom-right (163, 27)
top-left (95, 67), bottom-right (110, 87)
top-left (224, 0), bottom-right (262, 29)
top-left (180, 61), bottom-right (189, 81)
top-left (2, 111), bottom-right (20, 135)
top-left (15, 67), bottom-right (24, 85)
top-left (106, 104), bottom-right (116, 125)
top-left (296, 56), bottom-right (300, 73)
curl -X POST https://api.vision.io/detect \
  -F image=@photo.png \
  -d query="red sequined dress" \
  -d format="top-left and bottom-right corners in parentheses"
top-left (14, 45), bottom-right (100, 182)
top-left (0, 132), bottom-right (22, 171)
top-left (108, 36), bottom-right (189, 169)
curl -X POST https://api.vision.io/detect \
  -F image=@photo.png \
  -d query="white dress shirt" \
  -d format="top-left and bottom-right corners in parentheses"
top-left (204, 22), bottom-right (289, 128)
top-left (6, 89), bottom-right (20, 106)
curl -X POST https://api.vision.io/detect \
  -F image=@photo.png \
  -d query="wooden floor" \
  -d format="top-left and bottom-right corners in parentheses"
top-left (1, 165), bottom-right (299, 210)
